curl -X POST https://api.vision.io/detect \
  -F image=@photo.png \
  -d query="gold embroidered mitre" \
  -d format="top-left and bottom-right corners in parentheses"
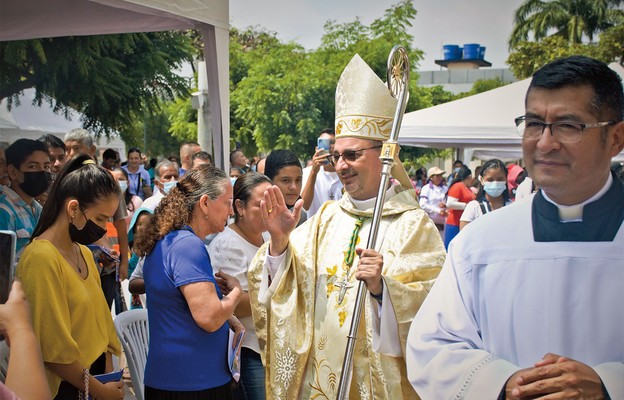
top-left (335, 54), bottom-right (397, 141)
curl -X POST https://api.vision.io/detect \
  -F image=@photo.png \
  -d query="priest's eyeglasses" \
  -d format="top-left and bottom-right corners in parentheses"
top-left (514, 116), bottom-right (617, 143)
top-left (327, 145), bottom-right (382, 166)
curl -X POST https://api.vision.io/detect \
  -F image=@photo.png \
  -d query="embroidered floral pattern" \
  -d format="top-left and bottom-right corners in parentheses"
top-left (276, 347), bottom-right (296, 384)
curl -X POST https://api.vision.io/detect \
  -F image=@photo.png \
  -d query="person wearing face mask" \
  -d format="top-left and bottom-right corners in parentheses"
top-left (459, 159), bottom-right (512, 230)
top-left (16, 154), bottom-right (124, 400)
top-left (111, 168), bottom-right (143, 226)
top-left (0, 139), bottom-right (51, 259)
top-left (141, 159), bottom-right (180, 211)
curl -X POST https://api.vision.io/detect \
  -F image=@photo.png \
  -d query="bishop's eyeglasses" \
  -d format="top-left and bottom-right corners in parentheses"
top-left (326, 145), bottom-right (382, 166)
top-left (514, 116), bottom-right (617, 144)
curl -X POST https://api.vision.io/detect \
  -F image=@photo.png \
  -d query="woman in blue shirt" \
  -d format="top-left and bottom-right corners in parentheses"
top-left (134, 165), bottom-right (243, 399)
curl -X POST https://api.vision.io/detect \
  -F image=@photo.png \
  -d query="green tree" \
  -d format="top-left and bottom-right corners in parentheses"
top-left (0, 32), bottom-right (195, 143)
top-left (227, 0), bottom-right (424, 161)
top-left (507, 24), bottom-right (623, 78)
top-left (509, 0), bottom-right (624, 49)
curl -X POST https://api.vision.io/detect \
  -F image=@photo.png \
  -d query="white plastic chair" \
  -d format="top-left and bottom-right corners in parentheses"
top-left (0, 340), bottom-right (9, 383)
top-left (114, 309), bottom-right (149, 400)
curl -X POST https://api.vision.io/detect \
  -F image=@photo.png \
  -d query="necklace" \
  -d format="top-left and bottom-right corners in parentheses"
top-left (52, 228), bottom-right (82, 273)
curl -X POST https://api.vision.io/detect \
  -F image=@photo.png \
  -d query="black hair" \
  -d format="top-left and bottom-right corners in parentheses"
top-left (320, 128), bottom-right (335, 136)
top-left (264, 149), bottom-right (302, 181)
top-left (192, 151), bottom-right (213, 164)
top-left (233, 172), bottom-right (272, 222)
top-left (449, 165), bottom-right (472, 189)
top-left (103, 148), bottom-right (118, 161)
top-left (32, 154), bottom-right (120, 239)
top-left (5, 139), bottom-right (49, 169)
top-left (529, 55), bottom-right (624, 121)
top-left (127, 147), bottom-right (142, 157)
top-left (230, 149), bottom-right (243, 164)
top-left (149, 158), bottom-right (157, 169)
top-left (475, 159), bottom-right (510, 203)
top-left (452, 159), bottom-right (464, 167)
top-left (38, 134), bottom-right (66, 151)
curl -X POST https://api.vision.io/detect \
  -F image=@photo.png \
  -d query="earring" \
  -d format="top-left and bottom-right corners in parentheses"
top-left (204, 214), bottom-right (209, 220)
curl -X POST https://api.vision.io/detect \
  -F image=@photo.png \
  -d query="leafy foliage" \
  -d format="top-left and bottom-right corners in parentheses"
top-left (507, 25), bottom-right (623, 78)
top-left (229, 0), bottom-right (426, 161)
top-left (509, 0), bottom-right (624, 49)
top-left (0, 32), bottom-right (195, 143)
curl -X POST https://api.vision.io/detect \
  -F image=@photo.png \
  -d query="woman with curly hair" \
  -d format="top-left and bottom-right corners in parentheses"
top-left (133, 165), bottom-right (243, 399)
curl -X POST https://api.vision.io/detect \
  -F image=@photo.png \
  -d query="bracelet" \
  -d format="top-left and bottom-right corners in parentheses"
top-left (80, 368), bottom-right (89, 400)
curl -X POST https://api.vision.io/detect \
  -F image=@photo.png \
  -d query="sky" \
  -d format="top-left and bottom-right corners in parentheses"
top-left (230, 0), bottom-right (526, 71)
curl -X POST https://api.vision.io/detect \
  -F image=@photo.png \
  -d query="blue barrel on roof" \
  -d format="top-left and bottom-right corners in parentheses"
top-left (442, 44), bottom-right (461, 60)
top-left (463, 43), bottom-right (480, 59)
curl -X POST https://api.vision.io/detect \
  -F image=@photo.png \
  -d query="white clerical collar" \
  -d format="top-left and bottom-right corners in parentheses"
top-left (541, 173), bottom-right (613, 222)
top-left (350, 183), bottom-right (398, 211)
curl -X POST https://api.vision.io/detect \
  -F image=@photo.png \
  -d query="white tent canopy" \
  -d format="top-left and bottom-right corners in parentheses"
top-left (400, 62), bottom-right (624, 162)
top-left (0, 0), bottom-right (229, 167)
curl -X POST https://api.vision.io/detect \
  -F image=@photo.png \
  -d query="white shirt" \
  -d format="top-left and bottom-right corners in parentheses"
top-left (418, 182), bottom-right (448, 225)
top-left (407, 181), bottom-right (624, 399)
top-left (301, 165), bottom-right (343, 217)
top-left (208, 225), bottom-right (269, 354)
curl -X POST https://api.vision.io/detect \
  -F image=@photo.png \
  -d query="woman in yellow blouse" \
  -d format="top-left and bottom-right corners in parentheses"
top-left (16, 154), bottom-right (124, 400)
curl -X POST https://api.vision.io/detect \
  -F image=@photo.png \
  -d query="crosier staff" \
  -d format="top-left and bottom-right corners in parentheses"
top-left (336, 45), bottom-right (411, 400)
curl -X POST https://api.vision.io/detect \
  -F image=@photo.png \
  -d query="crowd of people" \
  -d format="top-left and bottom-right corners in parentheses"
top-left (0, 54), bottom-right (622, 400)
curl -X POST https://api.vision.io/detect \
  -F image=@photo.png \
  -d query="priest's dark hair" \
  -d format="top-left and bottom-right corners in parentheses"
top-left (528, 56), bottom-right (624, 124)
top-left (475, 159), bottom-right (510, 203)
top-left (264, 149), bottom-right (302, 181)
top-left (233, 172), bottom-right (272, 222)
top-left (32, 154), bottom-right (120, 240)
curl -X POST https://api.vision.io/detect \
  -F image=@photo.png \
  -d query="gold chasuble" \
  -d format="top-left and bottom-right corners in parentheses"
top-left (248, 187), bottom-right (445, 399)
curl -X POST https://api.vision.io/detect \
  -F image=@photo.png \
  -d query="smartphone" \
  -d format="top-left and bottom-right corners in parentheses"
top-left (317, 138), bottom-right (331, 164)
top-left (0, 231), bottom-right (16, 305)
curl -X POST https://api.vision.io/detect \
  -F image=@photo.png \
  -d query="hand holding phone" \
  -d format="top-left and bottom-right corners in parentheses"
top-left (317, 138), bottom-right (331, 165)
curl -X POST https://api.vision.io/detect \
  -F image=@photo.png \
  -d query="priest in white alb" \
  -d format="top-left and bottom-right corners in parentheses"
top-left (247, 54), bottom-right (445, 400)
top-left (407, 56), bottom-right (624, 399)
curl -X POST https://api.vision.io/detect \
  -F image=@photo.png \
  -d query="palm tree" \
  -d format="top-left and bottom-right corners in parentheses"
top-left (509, 0), bottom-right (624, 49)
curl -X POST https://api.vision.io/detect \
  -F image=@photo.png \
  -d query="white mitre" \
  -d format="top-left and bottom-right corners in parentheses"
top-left (334, 53), bottom-right (413, 189)
top-left (335, 54), bottom-right (398, 140)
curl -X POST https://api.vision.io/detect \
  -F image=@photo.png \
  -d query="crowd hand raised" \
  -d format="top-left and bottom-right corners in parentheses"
top-left (354, 248), bottom-right (383, 296)
top-left (261, 185), bottom-right (303, 255)
top-left (215, 270), bottom-right (241, 296)
top-left (505, 353), bottom-right (604, 400)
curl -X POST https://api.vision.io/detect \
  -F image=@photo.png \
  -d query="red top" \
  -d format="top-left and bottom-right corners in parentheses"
top-left (446, 183), bottom-right (476, 226)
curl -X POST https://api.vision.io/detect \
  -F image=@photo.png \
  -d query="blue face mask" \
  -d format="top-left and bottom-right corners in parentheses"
top-left (483, 181), bottom-right (506, 198)
top-left (118, 180), bottom-right (128, 193)
top-left (163, 180), bottom-right (177, 194)
top-left (230, 177), bottom-right (237, 186)
top-left (454, 167), bottom-right (461, 173)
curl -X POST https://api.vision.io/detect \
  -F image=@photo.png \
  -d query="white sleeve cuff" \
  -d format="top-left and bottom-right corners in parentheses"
top-left (370, 279), bottom-right (402, 356)
top-left (257, 249), bottom-right (287, 306)
top-left (594, 362), bottom-right (624, 400)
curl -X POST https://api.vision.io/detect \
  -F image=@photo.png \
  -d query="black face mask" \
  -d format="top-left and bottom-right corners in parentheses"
top-left (69, 211), bottom-right (107, 245)
top-left (19, 171), bottom-right (52, 198)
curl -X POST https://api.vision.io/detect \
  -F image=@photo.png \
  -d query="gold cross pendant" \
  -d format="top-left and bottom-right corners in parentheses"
top-left (334, 279), bottom-right (354, 305)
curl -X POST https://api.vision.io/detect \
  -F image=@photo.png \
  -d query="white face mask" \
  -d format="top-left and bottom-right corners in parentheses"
top-left (163, 180), bottom-right (177, 194)
top-left (483, 181), bottom-right (506, 198)
top-left (118, 180), bottom-right (128, 192)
